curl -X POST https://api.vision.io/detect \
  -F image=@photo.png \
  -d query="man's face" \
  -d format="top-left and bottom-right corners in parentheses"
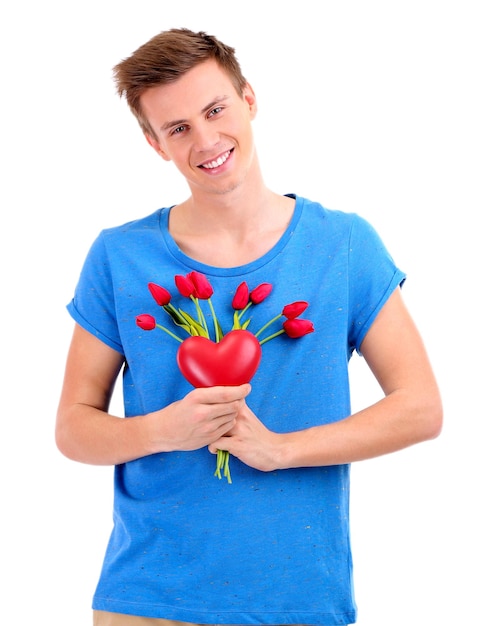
top-left (141, 59), bottom-right (257, 197)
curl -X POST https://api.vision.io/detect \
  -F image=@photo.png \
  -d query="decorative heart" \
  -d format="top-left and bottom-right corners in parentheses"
top-left (176, 329), bottom-right (262, 388)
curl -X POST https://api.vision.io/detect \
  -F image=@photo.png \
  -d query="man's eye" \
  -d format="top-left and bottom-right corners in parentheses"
top-left (208, 107), bottom-right (223, 118)
top-left (172, 125), bottom-right (186, 135)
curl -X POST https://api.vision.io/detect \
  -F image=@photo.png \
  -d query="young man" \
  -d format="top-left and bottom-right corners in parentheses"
top-left (56, 28), bottom-right (443, 626)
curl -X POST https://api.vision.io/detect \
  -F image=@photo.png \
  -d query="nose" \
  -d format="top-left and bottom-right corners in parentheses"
top-left (192, 121), bottom-right (220, 152)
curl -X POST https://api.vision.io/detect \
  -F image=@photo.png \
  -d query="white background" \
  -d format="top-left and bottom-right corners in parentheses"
top-left (1, 1), bottom-right (489, 624)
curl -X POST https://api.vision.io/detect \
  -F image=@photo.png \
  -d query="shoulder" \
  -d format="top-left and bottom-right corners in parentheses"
top-left (295, 196), bottom-right (372, 239)
top-left (297, 196), bottom-right (359, 223)
top-left (81, 207), bottom-right (170, 268)
top-left (100, 207), bottom-right (167, 240)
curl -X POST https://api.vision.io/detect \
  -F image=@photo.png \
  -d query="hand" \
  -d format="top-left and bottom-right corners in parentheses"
top-left (150, 384), bottom-right (251, 453)
top-left (208, 402), bottom-right (281, 472)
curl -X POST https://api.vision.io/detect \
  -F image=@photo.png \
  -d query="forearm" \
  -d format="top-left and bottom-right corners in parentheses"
top-left (56, 384), bottom-right (252, 466)
top-left (55, 404), bottom-right (156, 466)
top-left (274, 388), bottom-right (443, 469)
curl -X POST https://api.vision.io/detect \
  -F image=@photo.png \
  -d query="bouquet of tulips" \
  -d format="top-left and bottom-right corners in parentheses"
top-left (136, 271), bottom-right (314, 483)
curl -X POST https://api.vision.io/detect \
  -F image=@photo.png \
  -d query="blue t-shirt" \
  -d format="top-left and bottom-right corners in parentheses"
top-left (67, 195), bottom-right (405, 624)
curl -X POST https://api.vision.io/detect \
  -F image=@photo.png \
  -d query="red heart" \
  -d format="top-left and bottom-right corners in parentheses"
top-left (176, 329), bottom-right (262, 388)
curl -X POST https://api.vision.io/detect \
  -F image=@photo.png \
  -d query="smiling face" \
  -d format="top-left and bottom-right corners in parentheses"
top-left (141, 59), bottom-right (258, 198)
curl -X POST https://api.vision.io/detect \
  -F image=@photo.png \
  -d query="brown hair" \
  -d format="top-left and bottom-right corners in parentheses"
top-left (113, 28), bottom-right (248, 139)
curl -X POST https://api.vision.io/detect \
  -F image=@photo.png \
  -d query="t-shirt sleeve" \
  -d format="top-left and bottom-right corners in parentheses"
top-left (66, 231), bottom-right (124, 354)
top-left (347, 215), bottom-right (406, 354)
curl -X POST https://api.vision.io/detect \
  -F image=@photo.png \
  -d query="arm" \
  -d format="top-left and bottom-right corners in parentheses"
top-left (55, 324), bottom-right (251, 465)
top-left (209, 288), bottom-right (443, 471)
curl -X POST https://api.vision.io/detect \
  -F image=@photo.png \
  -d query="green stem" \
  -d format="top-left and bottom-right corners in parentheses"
top-left (214, 449), bottom-right (223, 479)
top-left (258, 329), bottom-right (285, 345)
top-left (254, 313), bottom-right (282, 339)
top-left (191, 296), bottom-right (209, 338)
top-left (223, 451), bottom-right (232, 483)
top-left (237, 302), bottom-right (252, 321)
top-left (164, 303), bottom-right (192, 330)
top-left (214, 449), bottom-right (232, 483)
top-left (208, 298), bottom-right (220, 342)
top-left (155, 323), bottom-right (183, 343)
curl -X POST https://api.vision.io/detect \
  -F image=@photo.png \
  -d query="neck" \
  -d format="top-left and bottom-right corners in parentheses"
top-left (168, 186), bottom-right (295, 268)
top-left (181, 153), bottom-right (270, 224)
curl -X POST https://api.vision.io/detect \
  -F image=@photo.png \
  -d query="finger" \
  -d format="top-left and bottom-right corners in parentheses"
top-left (193, 384), bottom-right (251, 404)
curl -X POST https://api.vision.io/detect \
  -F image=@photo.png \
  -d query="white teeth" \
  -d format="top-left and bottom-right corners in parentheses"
top-left (201, 150), bottom-right (231, 169)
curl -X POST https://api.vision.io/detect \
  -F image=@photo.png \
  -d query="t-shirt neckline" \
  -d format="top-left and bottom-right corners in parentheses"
top-left (159, 194), bottom-right (303, 277)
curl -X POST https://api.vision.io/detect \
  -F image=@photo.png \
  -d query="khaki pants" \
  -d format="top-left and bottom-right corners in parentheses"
top-left (93, 612), bottom-right (309, 626)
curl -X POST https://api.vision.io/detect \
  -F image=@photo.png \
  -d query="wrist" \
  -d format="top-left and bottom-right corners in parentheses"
top-left (273, 431), bottom-right (299, 470)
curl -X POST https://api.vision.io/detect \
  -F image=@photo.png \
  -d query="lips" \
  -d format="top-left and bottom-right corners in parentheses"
top-left (199, 149), bottom-right (232, 170)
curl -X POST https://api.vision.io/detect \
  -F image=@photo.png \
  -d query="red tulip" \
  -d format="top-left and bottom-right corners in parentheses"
top-left (175, 274), bottom-right (196, 298)
top-left (148, 282), bottom-right (171, 306)
top-left (283, 318), bottom-right (314, 338)
top-left (250, 282), bottom-right (273, 304)
top-left (282, 301), bottom-right (309, 319)
top-left (232, 281), bottom-right (250, 309)
top-left (136, 314), bottom-right (156, 330)
top-left (189, 271), bottom-right (213, 299)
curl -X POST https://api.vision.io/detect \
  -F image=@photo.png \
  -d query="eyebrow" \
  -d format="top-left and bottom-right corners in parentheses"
top-left (160, 95), bottom-right (231, 132)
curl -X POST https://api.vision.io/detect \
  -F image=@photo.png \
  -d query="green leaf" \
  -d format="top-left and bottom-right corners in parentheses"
top-left (232, 310), bottom-right (242, 330)
top-left (179, 309), bottom-right (208, 338)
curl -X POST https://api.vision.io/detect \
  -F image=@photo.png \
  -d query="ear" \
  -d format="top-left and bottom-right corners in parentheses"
top-left (243, 83), bottom-right (258, 120)
top-left (144, 133), bottom-right (171, 161)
